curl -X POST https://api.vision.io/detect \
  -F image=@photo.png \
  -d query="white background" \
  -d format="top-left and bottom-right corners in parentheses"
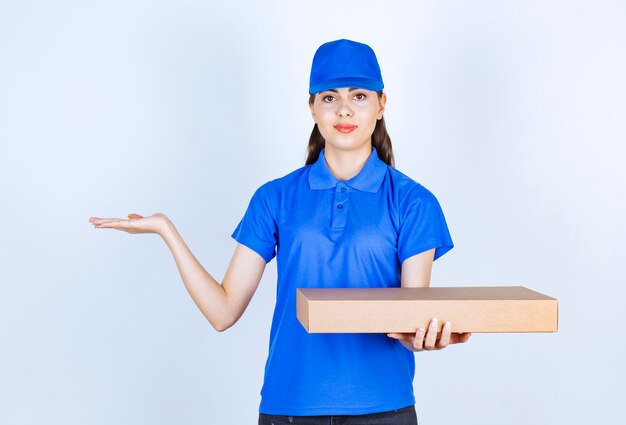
top-left (1, 1), bottom-right (624, 424)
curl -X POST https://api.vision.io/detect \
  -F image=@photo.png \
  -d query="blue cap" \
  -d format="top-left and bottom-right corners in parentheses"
top-left (309, 39), bottom-right (384, 95)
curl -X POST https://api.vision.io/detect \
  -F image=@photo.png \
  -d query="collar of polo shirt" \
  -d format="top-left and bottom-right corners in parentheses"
top-left (308, 146), bottom-right (388, 193)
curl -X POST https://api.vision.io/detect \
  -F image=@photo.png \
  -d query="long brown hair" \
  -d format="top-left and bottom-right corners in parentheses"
top-left (305, 90), bottom-right (395, 167)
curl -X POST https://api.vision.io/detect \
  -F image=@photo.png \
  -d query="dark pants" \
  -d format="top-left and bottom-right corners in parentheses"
top-left (258, 404), bottom-right (418, 425)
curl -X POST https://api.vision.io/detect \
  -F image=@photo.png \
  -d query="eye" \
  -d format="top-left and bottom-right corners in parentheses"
top-left (354, 93), bottom-right (366, 100)
top-left (322, 95), bottom-right (335, 102)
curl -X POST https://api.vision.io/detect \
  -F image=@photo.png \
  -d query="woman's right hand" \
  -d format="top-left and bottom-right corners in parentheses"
top-left (89, 213), bottom-right (170, 236)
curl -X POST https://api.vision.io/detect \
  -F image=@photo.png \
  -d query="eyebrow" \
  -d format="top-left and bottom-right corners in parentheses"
top-left (325, 88), bottom-right (361, 93)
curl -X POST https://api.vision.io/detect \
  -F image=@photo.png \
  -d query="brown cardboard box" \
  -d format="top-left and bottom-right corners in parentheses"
top-left (296, 286), bottom-right (558, 333)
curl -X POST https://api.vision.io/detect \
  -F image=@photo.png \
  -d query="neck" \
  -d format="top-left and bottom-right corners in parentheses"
top-left (323, 143), bottom-right (372, 181)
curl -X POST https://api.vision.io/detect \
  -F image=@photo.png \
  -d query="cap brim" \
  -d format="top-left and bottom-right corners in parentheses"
top-left (309, 77), bottom-right (384, 95)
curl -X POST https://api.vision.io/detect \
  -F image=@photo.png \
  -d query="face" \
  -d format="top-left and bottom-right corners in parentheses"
top-left (309, 87), bottom-right (386, 152)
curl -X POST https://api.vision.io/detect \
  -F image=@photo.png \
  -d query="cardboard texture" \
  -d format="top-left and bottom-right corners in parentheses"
top-left (296, 286), bottom-right (558, 333)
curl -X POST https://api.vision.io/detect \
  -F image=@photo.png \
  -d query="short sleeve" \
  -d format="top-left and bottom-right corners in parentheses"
top-left (397, 185), bottom-right (454, 264)
top-left (231, 183), bottom-right (278, 263)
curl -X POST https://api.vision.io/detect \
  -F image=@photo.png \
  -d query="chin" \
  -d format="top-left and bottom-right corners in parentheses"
top-left (325, 140), bottom-right (369, 152)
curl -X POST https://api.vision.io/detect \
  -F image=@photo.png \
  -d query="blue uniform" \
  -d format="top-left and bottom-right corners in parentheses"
top-left (231, 146), bottom-right (454, 416)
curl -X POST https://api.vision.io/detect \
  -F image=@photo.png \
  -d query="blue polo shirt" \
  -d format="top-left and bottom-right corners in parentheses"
top-left (231, 146), bottom-right (454, 416)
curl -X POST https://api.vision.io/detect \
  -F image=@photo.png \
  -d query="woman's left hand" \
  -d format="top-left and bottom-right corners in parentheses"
top-left (387, 318), bottom-right (472, 352)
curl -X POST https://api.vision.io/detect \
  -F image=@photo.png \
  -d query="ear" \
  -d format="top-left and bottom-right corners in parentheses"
top-left (377, 92), bottom-right (387, 120)
top-left (309, 101), bottom-right (317, 122)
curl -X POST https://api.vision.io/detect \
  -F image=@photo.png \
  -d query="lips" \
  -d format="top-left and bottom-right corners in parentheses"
top-left (334, 124), bottom-right (357, 133)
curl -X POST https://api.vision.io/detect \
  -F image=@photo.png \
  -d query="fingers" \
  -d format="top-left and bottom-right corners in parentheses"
top-left (412, 327), bottom-right (426, 351)
top-left (387, 332), bottom-right (417, 344)
top-left (89, 214), bottom-right (142, 223)
top-left (388, 321), bottom-right (471, 352)
top-left (89, 217), bottom-right (131, 230)
top-left (89, 217), bottom-right (118, 225)
top-left (388, 319), bottom-right (439, 352)
top-left (387, 333), bottom-right (401, 340)
top-left (387, 330), bottom-right (424, 352)
top-left (423, 318), bottom-right (439, 350)
top-left (89, 214), bottom-right (143, 230)
top-left (98, 219), bottom-right (130, 229)
top-left (437, 321), bottom-right (452, 349)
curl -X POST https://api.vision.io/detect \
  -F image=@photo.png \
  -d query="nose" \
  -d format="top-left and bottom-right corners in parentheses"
top-left (337, 99), bottom-right (353, 118)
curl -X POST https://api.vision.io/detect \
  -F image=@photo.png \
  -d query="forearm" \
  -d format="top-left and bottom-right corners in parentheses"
top-left (159, 219), bottom-right (231, 331)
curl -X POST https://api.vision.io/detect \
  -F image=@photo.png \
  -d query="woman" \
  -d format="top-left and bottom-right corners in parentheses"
top-left (89, 38), bottom-right (471, 425)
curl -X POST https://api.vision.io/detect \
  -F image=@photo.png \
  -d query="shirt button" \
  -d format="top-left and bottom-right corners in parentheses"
top-left (340, 187), bottom-right (347, 193)
top-left (337, 204), bottom-right (343, 209)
